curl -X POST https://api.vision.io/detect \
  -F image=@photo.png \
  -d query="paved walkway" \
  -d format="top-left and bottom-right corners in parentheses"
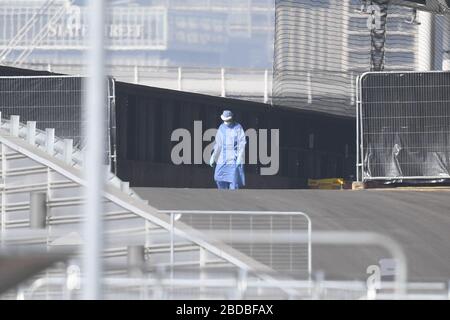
top-left (136, 188), bottom-right (450, 282)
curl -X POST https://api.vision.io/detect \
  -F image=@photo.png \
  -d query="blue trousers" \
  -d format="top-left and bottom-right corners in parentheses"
top-left (216, 181), bottom-right (239, 190)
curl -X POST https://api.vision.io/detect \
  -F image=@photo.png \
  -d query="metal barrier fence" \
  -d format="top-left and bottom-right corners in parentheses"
top-left (0, 115), bottom-right (292, 290)
top-left (20, 63), bottom-right (273, 103)
top-left (159, 210), bottom-right (312, 281)
top-left (356, 71), bottom-right (450, 182)
top-left (0, 76), bottom-right (84, 144)
top-left (0, 231), bottom-right (426, 300)
top-left (10, 277), bottom-right (450, 300)
top-left (0, 75), bottom-right (115, 164)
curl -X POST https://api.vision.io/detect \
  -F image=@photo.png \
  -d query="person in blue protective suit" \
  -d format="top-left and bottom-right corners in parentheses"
top-left (209, 110), bottom-right (246, 190)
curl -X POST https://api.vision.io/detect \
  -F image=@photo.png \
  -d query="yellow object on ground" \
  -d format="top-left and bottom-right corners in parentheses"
top-left (308, 178), bottom-right (344, 190)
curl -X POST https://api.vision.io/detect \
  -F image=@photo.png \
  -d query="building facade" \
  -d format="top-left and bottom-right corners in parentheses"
top-left (0, 0), bottom-right (275, 68)
top-left (272, 0), bottom-right (449, 116)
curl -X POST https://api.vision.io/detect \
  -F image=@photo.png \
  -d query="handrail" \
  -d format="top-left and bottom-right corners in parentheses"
top-left (158, 209), bottom-right (312, 281)
top-left (22, 275), bottom-right (441, 300)
top-left (0, 123), bottom-right (301, 296)
top-left (203, 230), bottom-right (408, 298)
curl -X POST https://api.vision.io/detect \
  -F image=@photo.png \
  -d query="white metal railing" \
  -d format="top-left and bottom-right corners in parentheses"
top-left (206, 230), bottom-right (408, 298)
top-left (159, 210), bottom-right (312, 280)
top-left (12, 272), bottom-right (450, 300)
top-left (7, 227), bottom-right (442, 300)
top-left (13, 274), bottom-right (450, 300)
top-left (19, 63), bottom-right (273, 103)
top-left (0, 116), bottom-right (305, 294)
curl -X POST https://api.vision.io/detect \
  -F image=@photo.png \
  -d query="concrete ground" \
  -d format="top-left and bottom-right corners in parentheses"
top-left (135, 187), bottom-right (450, 282)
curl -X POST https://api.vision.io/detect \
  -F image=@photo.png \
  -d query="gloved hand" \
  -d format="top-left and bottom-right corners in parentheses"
top-left (209, 157), bottom-right (215, 167)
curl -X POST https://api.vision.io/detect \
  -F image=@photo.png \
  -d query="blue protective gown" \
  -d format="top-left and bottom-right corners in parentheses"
top-left (212, 122), bottom-right (246, 188)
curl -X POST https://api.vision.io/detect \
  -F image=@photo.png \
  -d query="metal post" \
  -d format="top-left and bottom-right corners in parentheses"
top-left (0, 144), bottom-right (5, 247)
top-left (45, 128), bottom-right (55, 155)
top-left (221, 68), bottom-right (226, 97)
top-left (134, 65), bottom-right (139, 84)
top-left (83, 0), bottom-right (105, 300)
top-left (177, 67), bottom-right (182, 91)
top-left (263, 69), bottom-right (268, 103)
top-left (447, 280), bottom-right (450, 300)
top-left (63, 139), bottom-right (73, 165)
top-left (357, 73), bottom-right (365, 182)
top-left (236, 269), bottom-right (248, 299)
top-left (307, 215), bottom-right (312, 282)
top-left (313, 271), bottom-right (325, 299)
top-left (170, 213), bottom-right (174, 266)
top-left (10, 115), bottom-right (19, 137)
top-left (356, 75), bottom-right (360, 182)
top-left (350, 72), bottom-right (355, 105)
top-left (127, 245), bottom-right (145, 277)
top-left (199, 247), bottom-right (206, 267)
top-left (307, 72), bottom-right (312, 104)
top-left (30, 192), bottom-right (47, 229)
top-left (417, 11), bottom-right (435, 71)
top-left (120, 181), bottom-right (130, 194)
top-left (443, 16), bottom-right (450, 71)
top-left (26, 121), bottom-right (36, 145)
top-left (444, 52), bottom-right (450, 71)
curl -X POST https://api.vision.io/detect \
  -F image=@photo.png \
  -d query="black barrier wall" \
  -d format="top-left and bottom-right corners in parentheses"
top-left (0, 66), bottom-right (356, 189)
top-left (114, 82), bottom-right (356, 188)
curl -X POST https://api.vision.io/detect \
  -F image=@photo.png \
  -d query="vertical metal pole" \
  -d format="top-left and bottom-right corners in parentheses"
top-left (199, 247), bottom-right (206, 267)
top-left (307, 217), bottom-right (312, 282)
top-left (177, 67), bottom-right (182, 91)
top-left (30, 192), bottom-right (47, 229)
top-left (83, 0), bottom-right (105, 300)
top-left (170, 213), bottom-right (174, 266)
top-left (417, 11), bottom-right (435, 71)
top-left (134, 65), bottom-right (139, 84)
top-left (63, 139), bottom-right (73, 165)
top-left (444, 52), bottom-right (450, 71)
top-left (46, 167), bottom-right (51, 248)
top-left (0, 143), bottom-right (5, 248)
top-left (221, 68), bottom-right (226, 97)
top-left (356, 75), bottom-right (360, 182)
top-left (447, 280), bottom-right (450, 300)
top-left (307, 72), bottom-right (312, 104)
top-left (10, 115), bottom-right (19, 137)
top-left (45, 128), bottom-right (54, 155)
top-left (26, 121), bottom-right (36, 145)
top-left (350, 72), bottom-right (355, 105)
top-left (120, 181), bottom-right (130, 194)
top-left (170, 212), bottom-right (175, 283)
top-left (443, 16), bottom-right (450, 71)
top-left (127, 245), bottom-right (145, 277)
top-left (263, 69), bottom-right (268, 103)
top-left (358, 74), bottom-right (365, 183)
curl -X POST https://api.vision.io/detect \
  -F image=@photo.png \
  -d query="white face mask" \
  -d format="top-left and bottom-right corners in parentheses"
top-left (224, 120), bottom-right (233, 125)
